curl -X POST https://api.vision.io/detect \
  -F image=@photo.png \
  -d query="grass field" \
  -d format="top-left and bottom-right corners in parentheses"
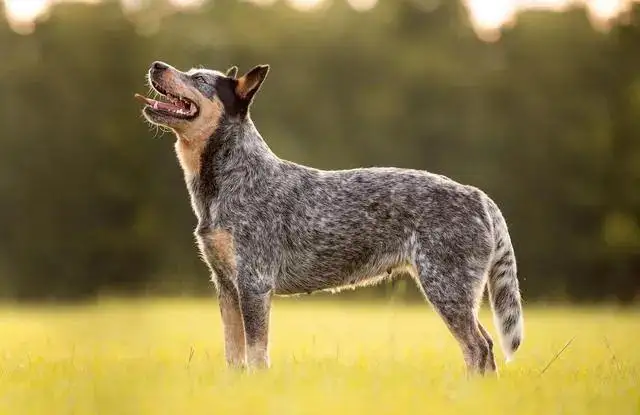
top-left (0, 299), bottom-right (638, 415)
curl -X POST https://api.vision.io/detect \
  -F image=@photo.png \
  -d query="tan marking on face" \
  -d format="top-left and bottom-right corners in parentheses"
top-left (219, 294), bottom-right (246, 368)
top-left (174, 96), bottom-right (224, 178)
top-left (147, 68), bottom-right (224, 178)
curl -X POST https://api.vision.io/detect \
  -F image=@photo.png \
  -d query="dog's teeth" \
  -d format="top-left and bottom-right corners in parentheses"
top-left (153, 102), bottom-right (158, 109)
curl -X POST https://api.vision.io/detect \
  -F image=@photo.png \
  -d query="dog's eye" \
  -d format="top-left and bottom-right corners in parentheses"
top-left (193, 74), bottom-right (208, 84)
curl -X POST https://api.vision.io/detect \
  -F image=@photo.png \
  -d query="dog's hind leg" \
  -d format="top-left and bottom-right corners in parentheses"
top-left (238, 271), bottom-right (273, 370)
top-left (414, 257), bottom-right (496, 375)
top-left (477, 319), bottom-right (497, 372)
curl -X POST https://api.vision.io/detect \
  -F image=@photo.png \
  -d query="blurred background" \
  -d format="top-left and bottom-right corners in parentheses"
top-left (0, 0), bottom-right (638, 303)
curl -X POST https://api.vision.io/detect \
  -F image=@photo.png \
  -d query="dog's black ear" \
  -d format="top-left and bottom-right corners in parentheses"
top-left (235, 65), bottom-right (269, 102)
top-left (226, 66), bottom-right (238, 79)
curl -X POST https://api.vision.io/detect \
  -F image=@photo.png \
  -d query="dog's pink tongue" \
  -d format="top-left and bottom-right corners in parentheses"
top-left (134, 93), bottom-right (179, 111)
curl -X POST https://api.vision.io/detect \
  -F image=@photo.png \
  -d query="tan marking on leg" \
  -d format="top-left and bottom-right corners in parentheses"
top-left (219, 293), bottom-right (246, 368)
top-left (199, 229), bottom-right (243, 368)
top-left (207, 229), bottom-right (237, 274)
top-left (196, 229), bottom-right (238, 280)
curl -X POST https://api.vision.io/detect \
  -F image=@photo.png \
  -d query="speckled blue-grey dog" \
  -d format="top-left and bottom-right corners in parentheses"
top-left (136, 61), bottom-right (524, 375)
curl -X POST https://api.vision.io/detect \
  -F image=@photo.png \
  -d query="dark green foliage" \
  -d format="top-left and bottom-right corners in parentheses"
top-left (0, 0), bottom-right (638, 302)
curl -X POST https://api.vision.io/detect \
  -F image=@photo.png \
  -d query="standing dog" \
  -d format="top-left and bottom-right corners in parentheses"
top-left (135, 62), bottom-right (524, 374)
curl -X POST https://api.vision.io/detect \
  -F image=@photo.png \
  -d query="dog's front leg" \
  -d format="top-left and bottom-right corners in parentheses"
top-left (238, 274), bottom-right (273, 370)
top-left (217, 281), bottom-right (246, 369)
top-left (196, 228), bottom-right (246, 368)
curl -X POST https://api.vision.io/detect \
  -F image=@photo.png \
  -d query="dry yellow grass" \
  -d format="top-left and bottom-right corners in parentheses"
top-left (0, 299), bottom-right (638, 414)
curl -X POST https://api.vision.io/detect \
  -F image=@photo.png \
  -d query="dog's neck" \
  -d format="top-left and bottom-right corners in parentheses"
top-left (183, 117), bottom-right (279, 224)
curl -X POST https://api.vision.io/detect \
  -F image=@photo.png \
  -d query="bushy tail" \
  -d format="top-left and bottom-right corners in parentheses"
top-left (485, 198), bottom-right (524, 362)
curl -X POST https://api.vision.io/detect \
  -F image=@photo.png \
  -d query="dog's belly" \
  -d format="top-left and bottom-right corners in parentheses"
top-left (274, 263), bottom-right (415, 296)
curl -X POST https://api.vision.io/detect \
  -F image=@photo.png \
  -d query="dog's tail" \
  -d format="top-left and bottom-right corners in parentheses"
top-left (485, 197), bottom-right (524, 362)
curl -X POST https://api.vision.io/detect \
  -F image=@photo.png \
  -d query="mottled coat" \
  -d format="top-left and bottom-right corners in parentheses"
top-left (137, 61), bottom-right (524, 374)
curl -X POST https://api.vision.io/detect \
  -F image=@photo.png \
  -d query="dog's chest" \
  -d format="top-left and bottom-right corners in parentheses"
top-left (184, 171), bottom-right (224, 226)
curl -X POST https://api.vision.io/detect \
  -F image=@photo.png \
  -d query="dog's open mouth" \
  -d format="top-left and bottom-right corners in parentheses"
top-left (135, 80), bottom-right (198, 119)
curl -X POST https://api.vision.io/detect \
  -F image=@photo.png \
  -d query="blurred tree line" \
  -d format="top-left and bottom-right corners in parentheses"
top-left (0, 0), bottom-right (638, 302)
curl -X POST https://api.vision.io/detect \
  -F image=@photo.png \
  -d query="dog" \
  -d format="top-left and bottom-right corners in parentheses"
top-left (135, 61), bottom-right (524, 374)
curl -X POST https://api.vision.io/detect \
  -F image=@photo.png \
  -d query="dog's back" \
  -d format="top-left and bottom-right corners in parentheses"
top-left (255, 165), bottom-right (489, 294)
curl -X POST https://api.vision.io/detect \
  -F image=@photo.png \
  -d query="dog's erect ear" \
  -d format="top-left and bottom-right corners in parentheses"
top-left (226, 66), bottom-right (238, 79)
top-left (235, 65), bottom-right (269, 101)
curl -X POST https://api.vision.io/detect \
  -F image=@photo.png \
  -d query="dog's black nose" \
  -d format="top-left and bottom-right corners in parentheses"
top-left (151, 61), bottom-right (168, 72)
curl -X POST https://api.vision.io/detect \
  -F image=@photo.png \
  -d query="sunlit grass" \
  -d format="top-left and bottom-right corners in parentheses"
top-left (0, 299), bottom-right (638, 414)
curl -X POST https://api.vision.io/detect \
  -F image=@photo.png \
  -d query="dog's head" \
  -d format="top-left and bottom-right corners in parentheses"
top-left (136, 61), bottom-right (269, 140)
